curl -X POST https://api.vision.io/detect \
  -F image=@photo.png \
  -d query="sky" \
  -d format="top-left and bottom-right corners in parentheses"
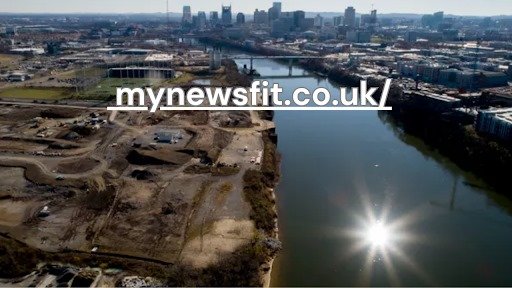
top-left (2, 0), bottom-right (511, 16)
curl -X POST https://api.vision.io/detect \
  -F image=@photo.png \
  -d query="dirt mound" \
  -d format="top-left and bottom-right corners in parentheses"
top-left (56, 158), bottom-right (100, 174)
top-left (61, 131), bottom-right (81, 141)
top-left (126, 149), bottom-right (192, 166)
top-left (130, 169), bottom-right (155, 180)
top-left (184, 164), bottom-right (240, 176)
top-left (48, 142), bottom-right (81, 149)
top-left (40, 108), bottom-right (83, 119)
top-left (70, 125), bottom-right (96, 136)
top-left (184, 165), bottom-right (211, 174)
top-left (219, 112), bottom-right (252, 128)
top-left (0, 107), bottom-right (41, 122)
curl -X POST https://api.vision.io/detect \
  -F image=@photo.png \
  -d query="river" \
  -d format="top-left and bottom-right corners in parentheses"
top-left (231, 56), bottom-right (512, 286)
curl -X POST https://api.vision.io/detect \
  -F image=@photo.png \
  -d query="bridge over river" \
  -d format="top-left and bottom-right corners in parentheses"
top-left (225, 55), bottom-right (326, 77)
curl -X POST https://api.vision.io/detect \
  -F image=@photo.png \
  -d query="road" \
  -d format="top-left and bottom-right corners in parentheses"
top-left (0, 100), bottom-right (107, 111)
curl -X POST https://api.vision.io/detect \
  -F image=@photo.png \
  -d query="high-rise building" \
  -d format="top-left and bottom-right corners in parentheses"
top-left (268, 2), bottom-right (282, 22)
top-left (236, 13), bottom-right (246, 25)
top-left (314, 14), bottom-right (324, 28)
top-left (422, 11), bottom-right (444, 28)
top-left (197, 11), bottom-right (207, 29)
top-left (210, 11), bottom-right (219, 26)
top-left (254, 9), bottom-right (269, 25)
top-left (344, 6), bottom-right (356, 28)
top-left (273, 2), bottom-right (282, 15)
top-left (182, 6), bottom-right (192, 24)
top-left (346, 30), bottom-right (371, 43)
top-left (209, 49), bottom-right (222, 70)
top-left (300, 18), bottom-right (315, 31)
top-left (434, 11), bottom-right (444, 22)
top-left (293, 10), bottom-right (306, 30)
top-left (361, 10), bottom-right (377, 28)
top-left (271, 17), bottom-right (293, 37)
top-left (333, 16), bottom-right (344, 27)
top-left (221, 5), bottom-right (232, 25)
top-left (371, 9), bottom-right (377, 23)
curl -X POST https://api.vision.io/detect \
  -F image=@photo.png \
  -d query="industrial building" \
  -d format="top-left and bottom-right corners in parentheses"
top-left (108, 67), bottom-right (175, 79)
top-left (405, 90), bottom-right (462, 112)
top-left (346, 31), bottom-right (371, 43)
top-left (154, 131), bottom-right (183, 144)
top-left (398, 61), bottom-right (509, 90)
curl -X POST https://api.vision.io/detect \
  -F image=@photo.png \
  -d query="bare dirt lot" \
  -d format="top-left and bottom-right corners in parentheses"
top-left (0, 100), bottom-right (271, 274)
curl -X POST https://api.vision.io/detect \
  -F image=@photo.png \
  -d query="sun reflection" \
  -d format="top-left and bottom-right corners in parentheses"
top-left (365, 221), bottom-right (390, 248)
top-left (341, 190), bottom-right (434, 286)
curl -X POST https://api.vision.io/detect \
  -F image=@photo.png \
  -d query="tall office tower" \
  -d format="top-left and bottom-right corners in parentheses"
top-left (236, 13), bottom-right (246, 25)
top-left (197, 11), bottom-right (207, 29)
top-left (273, 2), bottom-right (282, 15)
top-left (254, 9), bottom-right (269, 25)
top-left (268, 2), bottom-right (282, 22)
top-left (210, 11), bottom-right (219, 26)
top-left (361, 10), bottom-right (377, 27)
top-left (344, 6), bottom-right (356, 28)
top-left (370, 9), bottom-right (377, 24)
top-left (293, 10), bottom-right (306, 30)
top-left (182, 6), bottom-right (192, 24)
top-left (221, 5), bottom-right (232, 25)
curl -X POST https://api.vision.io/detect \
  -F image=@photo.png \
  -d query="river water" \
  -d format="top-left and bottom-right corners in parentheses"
top-left (231, 57), bottom-right (512, 286)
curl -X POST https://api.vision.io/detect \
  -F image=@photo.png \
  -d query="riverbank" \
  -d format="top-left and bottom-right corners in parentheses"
top-left (202, 39), bottom-right (512, 287)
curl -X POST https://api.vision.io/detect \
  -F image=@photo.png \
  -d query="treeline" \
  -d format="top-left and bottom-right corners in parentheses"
top-left (386, 105), bottom-right (512, 197)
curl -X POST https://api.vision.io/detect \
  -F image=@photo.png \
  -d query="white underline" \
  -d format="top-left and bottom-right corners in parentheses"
top-left (107, 107), bottom-right (149, 111)
top-left (156, 106), bottom-right (393, 111)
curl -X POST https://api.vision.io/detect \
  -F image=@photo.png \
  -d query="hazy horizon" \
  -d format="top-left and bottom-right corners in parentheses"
top-left (1, 0), bottom-right (511, 17)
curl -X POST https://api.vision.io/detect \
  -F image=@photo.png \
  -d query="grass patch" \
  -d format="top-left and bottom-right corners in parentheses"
top-left (57, 67), bottom-right (105, 78)
top-left (185, 181), bottom-right (213, 241)
top-left (216, 182), bottom-right (233, 204)
top-left (0, 54), bottom-right (20, 62)
top-left (0, 87), bottom-right (73, 100)
top-left (173, 235), bottom-right (270, 287)
top-left (211, 166), bottom-right (241, 177)
top-left (191, 181), bottom-right (212, 210)
top-left (76, 78), bottom-right (164, 100)
top-left (0, 54), bottom-right (22, 70)
top-left (164, 72), bottom-right (195, 86)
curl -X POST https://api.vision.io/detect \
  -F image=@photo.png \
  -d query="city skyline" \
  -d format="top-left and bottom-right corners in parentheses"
top-left (2, 0), bottom-right (512, 16)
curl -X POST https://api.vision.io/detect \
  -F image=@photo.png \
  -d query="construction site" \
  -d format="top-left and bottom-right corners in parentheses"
top-left (0, 60), bottom-right (281, 287)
